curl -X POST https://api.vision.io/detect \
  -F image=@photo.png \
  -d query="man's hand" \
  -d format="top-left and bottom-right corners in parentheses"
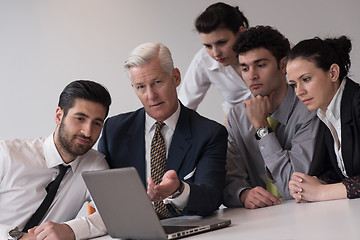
top-left (244, 92), bottom-right (275, 130)
top-left (28, 221), bottom-right (75, 240)
top-left (19, 232), bottom-right (36, 240)
top-left (240, 186), bottom-right (281, 209)
top-left (147, 170), bottom-right (180, 201)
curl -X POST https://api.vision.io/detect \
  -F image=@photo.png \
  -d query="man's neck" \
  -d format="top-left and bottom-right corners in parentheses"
top-left (53, 132), bottom-right (76, 164)
top-left (269, 82), bottom-right (288, 114)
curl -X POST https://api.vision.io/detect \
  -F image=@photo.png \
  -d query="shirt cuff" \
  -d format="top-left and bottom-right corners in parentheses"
top-left (65, 212), bottom-right (107, 240)
top-left (163, 182), bottom-right (190, 210)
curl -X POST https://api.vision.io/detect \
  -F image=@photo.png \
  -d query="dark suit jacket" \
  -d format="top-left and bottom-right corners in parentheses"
top-left (309, 78), bottom-right (360, 179)
top-left (98, 103), bottom-right (228, 216)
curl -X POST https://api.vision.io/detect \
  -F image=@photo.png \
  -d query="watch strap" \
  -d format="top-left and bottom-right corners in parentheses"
top-left (169, 180), bottom-right (184, 199)
top-left (255, 126), bottom-right (273, 140)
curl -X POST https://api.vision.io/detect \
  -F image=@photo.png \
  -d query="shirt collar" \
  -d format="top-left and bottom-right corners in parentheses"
top-left (317, 77), bottom-right (346, 121)
top-left (43, 133), bottom-right (80, 172)
top-left (270, 85), bottom-right (294, 125)
top-left (145, 101), bottom-right (181, 133)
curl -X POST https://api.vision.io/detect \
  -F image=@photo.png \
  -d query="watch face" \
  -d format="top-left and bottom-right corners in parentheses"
top-left (9, 227), bottom-right (22, 239)
top-left (259, 128), bottom-right (268, 137)
top-left (256, 126), bottom-right (269, 139)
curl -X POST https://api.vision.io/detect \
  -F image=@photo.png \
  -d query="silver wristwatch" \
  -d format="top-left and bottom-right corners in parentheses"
top-left (255, 126), bottom-right (273, 140)
top-left (8, 227), bottom-right (22, 240)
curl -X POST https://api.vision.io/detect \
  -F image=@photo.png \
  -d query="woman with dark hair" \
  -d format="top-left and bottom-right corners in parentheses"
top-left (178, 2), bottom-right (251, 120)
top-left (286, 36), bottom-right (360, 202)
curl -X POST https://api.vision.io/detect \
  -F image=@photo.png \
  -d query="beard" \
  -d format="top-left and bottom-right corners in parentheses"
top-left (57, 121), bottom-right (94, 158)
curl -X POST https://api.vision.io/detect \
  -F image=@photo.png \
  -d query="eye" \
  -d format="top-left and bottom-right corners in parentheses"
top-left (217, 40), bottom-right (227, 46)
top-left (136, 85), bottom-right (145, 90)
top-left (303, 77), bottom-right (311, 82)
top-left (94, 121), bottom-right (103, 127)
top-left (204, 44), bottom-right (212, 49)
top-left (258, 63), bottom-right (266, 68)
top-left (240, 66), bottom-right (249, 72)
top-left (76, 117), bottom-right (84, 121)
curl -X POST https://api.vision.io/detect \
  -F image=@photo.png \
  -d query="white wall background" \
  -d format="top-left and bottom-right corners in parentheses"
top-left (1, 0), bottom-right (360, 140)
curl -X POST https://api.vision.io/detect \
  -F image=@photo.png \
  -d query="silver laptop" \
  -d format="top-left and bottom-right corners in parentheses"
top-left (82, 167), bottom-right (231, 239)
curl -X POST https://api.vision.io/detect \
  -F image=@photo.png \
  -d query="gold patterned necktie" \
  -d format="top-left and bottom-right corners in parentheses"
top-left (150, 122), bottom-right (173, 218)
top-left (265, 117), bottom-right (282, 198)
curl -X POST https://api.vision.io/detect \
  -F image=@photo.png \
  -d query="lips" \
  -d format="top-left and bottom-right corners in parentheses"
top-left (250, 84), bottom-right (263, 90)
top-left (150, 102), bottom-right (164, 108)
top-left (301, 98), bottom-right (313, 105)
top-left (216, 58), bottom-right (225, 63)
top-left (76, 136), bottom-right (91, 145)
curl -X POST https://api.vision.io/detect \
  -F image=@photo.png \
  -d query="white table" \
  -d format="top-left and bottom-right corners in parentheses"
top-left (93, 198), bottom-right (360, 239)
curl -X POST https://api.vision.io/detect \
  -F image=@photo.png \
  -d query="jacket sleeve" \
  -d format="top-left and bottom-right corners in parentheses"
top-left (181, 124), bottom-right (228, 216)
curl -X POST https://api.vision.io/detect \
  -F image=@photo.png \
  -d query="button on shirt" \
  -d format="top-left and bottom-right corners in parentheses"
top-left (0, 134), bottom-right (108, 239)
top-left (178, 48), bottom-right (252, 114)
top-left (317, 78), bottom-right (347, 177)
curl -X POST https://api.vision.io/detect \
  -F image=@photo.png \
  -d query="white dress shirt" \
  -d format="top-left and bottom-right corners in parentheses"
top-left (178, 47), bottom-right (251, 114)
top-left (0, 134), bottom-right (108, 239)
top-left (317, 78), bottom-right (347, 177)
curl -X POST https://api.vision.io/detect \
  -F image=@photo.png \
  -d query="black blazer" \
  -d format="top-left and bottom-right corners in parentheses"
top-left (309, 78), bottom-right (360, 178)
top-left (98, 103), bottom-right (228, 216)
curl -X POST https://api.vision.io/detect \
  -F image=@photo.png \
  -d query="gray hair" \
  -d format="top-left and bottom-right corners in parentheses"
top-left (124, 42), bottom-right (174, 77)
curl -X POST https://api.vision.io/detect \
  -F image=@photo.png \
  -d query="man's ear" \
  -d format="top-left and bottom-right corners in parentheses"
top-left (280, 57), bottom-right (287, 74)
top-left (329, 63), bottom-right (340, 82)
top-left (173, 68), bottom-right (181, 87)
top-left (55, 107), bottom-right (64, 126)
top-left (238, 26), bottom-right (246, 34)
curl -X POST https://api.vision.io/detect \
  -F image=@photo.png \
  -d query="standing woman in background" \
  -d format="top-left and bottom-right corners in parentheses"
top-left (286, 36), bottom-right (360, 202)
top-left (178, 2), bottom-right (251, 121)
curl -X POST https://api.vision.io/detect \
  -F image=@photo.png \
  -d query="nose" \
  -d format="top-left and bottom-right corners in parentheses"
top-left (212, 46), bottom-right (221, 58)
top-left (81, 123), bottom-right (92, 137)
top-left (147, 86), bottom-right (157, 100)
top-left (295, 83), bottom-right (305, 97)
top-left (248, 67), bottom-right (258, 81)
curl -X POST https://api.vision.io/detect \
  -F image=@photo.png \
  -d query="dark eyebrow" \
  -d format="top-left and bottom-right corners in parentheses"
top-left (299, 73), bottom-right (310, 79)
top-left (74, 112), bottom-right (104, 123)
top-left (253, 58), bottom-right (268, 64)
top-left (216, 39), bottom-right (227, 43)
top-left (74, 112), bottom-right (88, 118)
top-left (239, 58), bottom-right (269, 67)
top-left (291, 72), bottom-right (311, 81)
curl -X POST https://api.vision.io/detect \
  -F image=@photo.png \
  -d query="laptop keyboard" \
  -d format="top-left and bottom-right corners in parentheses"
top-left (163, 225), bottom-right (198, 234)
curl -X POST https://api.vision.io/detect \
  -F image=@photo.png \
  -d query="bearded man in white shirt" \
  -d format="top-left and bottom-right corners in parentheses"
top-left (0, 80), bottom-right (111, 240)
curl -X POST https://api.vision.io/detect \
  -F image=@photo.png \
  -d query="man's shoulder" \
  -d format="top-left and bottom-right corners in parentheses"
top-left (0, 137), bottom-right (45, 152)
top-left (228, 101), bottom-right (247, 121)
top-left (78, 149), bottom-right (109, 171)
top-left (183, 105), bottom-right (225, 129)
top-left (104, 108), bottom-right (144, 128)
top-left (84, 148), bottom-right (105, 159)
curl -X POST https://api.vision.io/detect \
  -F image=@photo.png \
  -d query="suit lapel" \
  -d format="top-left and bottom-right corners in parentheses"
top-left (126, 108), bottom-right (147, 184)
top-left (341, 78), bottom-right (358, 176)
top-left (167, 104), bottom-right (192, 173)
